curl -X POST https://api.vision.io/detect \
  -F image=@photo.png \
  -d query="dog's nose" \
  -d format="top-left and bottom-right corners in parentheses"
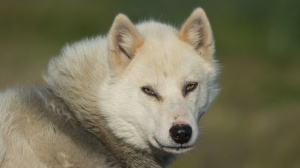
top-left (169, 124), bottom-right (192, 144)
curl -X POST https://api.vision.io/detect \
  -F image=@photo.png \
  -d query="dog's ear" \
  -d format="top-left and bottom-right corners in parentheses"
top-left (179, 7), bottom-right (215, 60)
top-left (108, 14), bottom-right (143, 73)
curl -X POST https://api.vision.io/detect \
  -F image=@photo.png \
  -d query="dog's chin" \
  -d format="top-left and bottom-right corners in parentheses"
top-left (150, 137), bottom-right (194, 154)
top-left (160, 145), bottom-right (194, 154)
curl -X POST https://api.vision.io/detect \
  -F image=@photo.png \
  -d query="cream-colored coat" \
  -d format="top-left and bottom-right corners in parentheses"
top-left (0, 7), bottom-right (219, 168)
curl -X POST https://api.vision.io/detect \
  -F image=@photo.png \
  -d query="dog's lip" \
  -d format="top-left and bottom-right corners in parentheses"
top-left (153, 137), bottom-right (194, 153)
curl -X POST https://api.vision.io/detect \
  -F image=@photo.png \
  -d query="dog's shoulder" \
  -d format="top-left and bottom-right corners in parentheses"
top-left (0, 86), bottom-right (118, 167)
top-left (0, 86), bottom-right (70, 137)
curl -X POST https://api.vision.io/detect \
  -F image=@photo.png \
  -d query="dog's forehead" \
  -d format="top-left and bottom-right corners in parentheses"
top-left (124, 22), bottom-right (211, 84)
top-left (136, 41), bottom-right (201, 77)
top-left (131, 43), bottom-right (203, 87)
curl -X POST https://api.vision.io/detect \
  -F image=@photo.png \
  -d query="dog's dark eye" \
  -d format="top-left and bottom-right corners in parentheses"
top-left (141, 86), bottom-right (160, 100)
top-left (183, 82), bottom-right (198, 96)
top-left (142, 87), bottom-right (155, 95)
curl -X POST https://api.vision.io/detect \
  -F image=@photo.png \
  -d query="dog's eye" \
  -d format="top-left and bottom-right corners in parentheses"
top-left (141, 86), bottom-right (160, 100)
top-left (183, 82), bottom-right (198, 96)
top-left (141, 86), bottom-right (155, 96)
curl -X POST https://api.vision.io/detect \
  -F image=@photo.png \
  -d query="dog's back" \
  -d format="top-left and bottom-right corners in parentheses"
top-left (0, 87), bottom-right (117, 168)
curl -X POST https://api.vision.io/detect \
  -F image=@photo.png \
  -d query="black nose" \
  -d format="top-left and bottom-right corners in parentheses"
top-left (169, 124), bottom-right (192, 144)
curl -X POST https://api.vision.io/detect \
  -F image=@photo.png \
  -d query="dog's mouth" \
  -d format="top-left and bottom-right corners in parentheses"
top-left (152, 137), bottom-right (194, 154)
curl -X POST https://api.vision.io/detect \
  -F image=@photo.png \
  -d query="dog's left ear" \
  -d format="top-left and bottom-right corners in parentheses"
top-left (179, 8), bottom-right (215, 60)
top-left (108, 14), bottom-right (144, 73)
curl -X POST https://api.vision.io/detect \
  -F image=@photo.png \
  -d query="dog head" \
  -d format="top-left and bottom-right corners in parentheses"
top-left (99, 7), bottom-right (219, 154)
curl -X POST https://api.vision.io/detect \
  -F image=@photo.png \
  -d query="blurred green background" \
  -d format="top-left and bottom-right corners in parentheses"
top-left (0, 0), bottom-right (299, 167)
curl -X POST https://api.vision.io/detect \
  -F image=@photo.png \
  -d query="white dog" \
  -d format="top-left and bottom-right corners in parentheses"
top-left (0, 7), bottom-right (219, 168)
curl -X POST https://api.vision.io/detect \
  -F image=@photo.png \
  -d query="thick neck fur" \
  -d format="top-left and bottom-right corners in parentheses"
top-left (43, 37), bottom-right (174, 168)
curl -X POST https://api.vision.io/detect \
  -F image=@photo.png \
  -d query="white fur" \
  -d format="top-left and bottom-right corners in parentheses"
top-left (0, 7), bottom-right (219, 167)
top-left (99, 18), bottom-right (218, 153)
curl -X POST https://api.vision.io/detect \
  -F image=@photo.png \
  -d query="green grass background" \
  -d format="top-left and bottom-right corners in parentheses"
top-left (1, 0), bottom-right (299, 167)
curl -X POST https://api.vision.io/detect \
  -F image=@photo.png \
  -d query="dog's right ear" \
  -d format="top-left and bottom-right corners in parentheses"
top-left (108, 14), bottom-right (144, 73)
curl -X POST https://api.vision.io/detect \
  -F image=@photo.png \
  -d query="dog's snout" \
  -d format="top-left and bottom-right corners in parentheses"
top-left (169, 124), bottom-right (192, 144)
